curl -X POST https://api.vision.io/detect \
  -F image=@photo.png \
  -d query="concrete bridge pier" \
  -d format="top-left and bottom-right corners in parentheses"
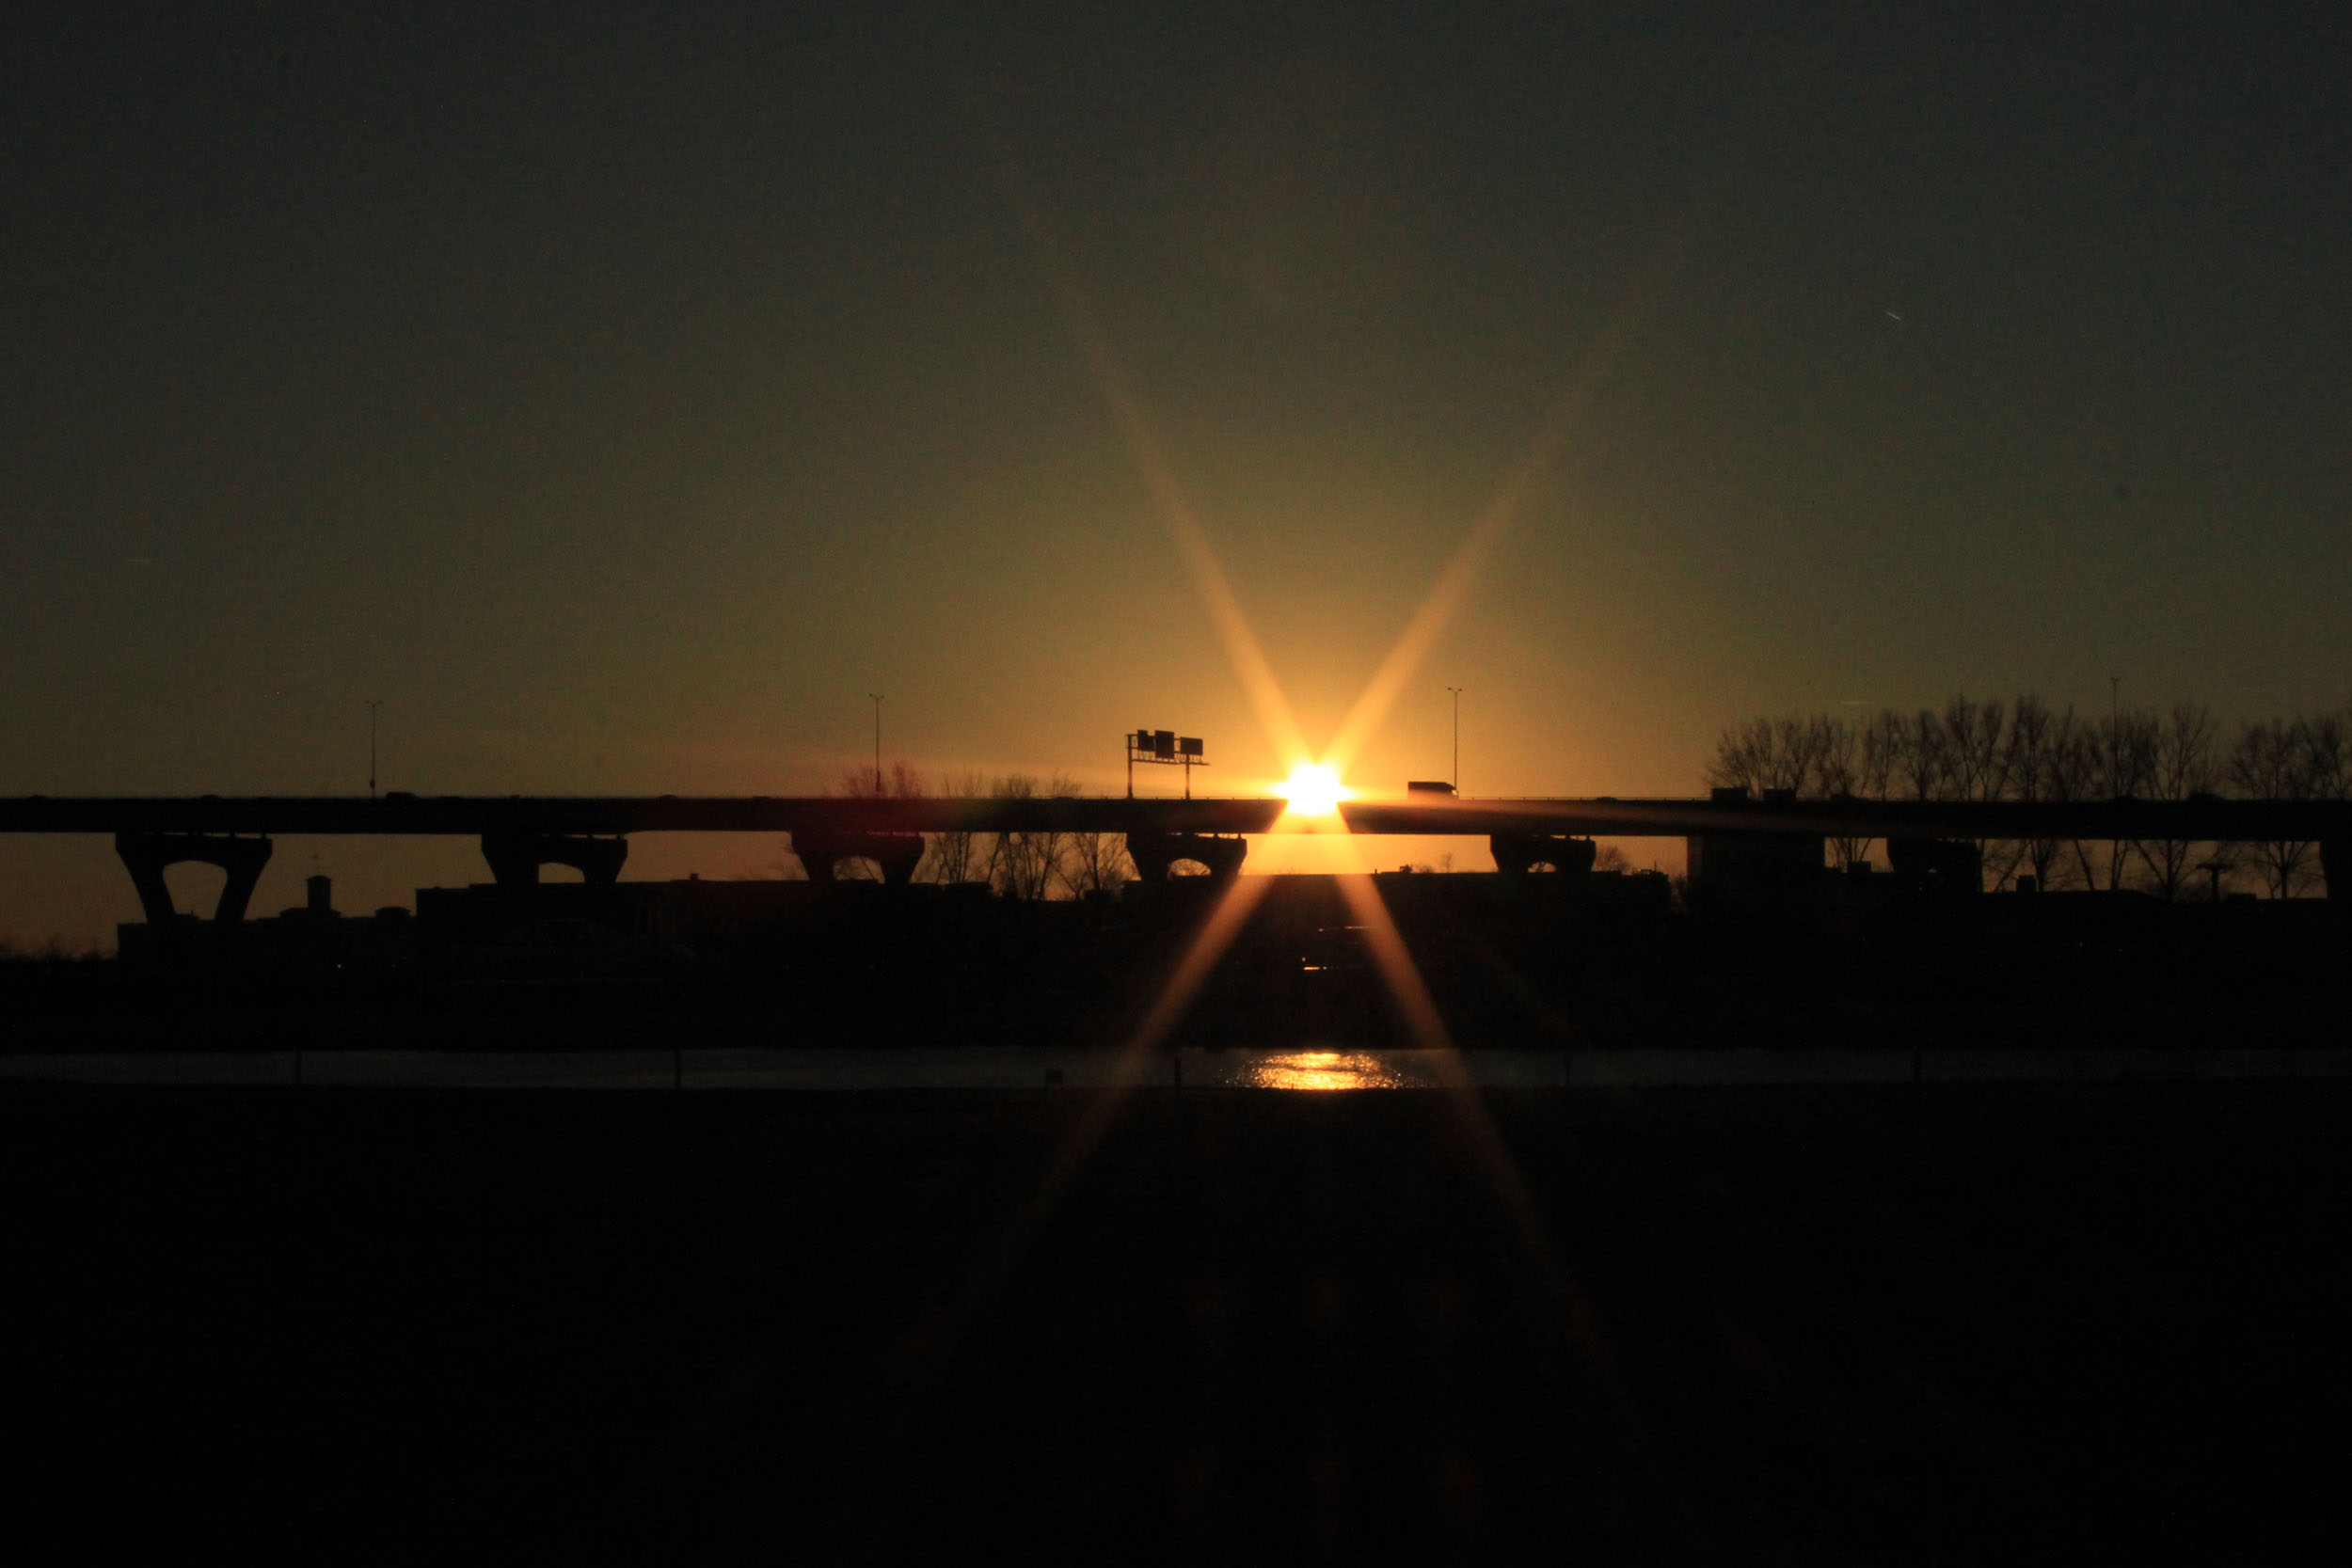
top-left (480, 831), bottom-right (628, 888)
top-left (1127, 832), bottom-right (1247, 881)
top-left (1489, 832), bottom-right (1597, 877)
top-left (115, 831), bottom-right (275, 926)
top-left (791, 830), bottom-right (925, 885)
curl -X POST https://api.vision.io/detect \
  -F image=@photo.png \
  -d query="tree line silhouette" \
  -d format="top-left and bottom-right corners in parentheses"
top-left (833, 764), bottom-right (1134, 897)
top-left (1706, 695), bottom-right (2350, 898)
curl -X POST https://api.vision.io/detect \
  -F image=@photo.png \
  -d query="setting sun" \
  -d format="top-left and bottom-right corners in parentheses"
top-left (1278, 763), bottom-right (1354, 817)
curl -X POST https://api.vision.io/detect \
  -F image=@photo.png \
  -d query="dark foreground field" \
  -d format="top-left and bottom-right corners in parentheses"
top-left (7, 1080), bottom-right (2347, 1561)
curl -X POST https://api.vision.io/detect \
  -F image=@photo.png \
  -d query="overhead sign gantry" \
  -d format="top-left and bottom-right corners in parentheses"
top-left (1126, 728), bottom-right (1207, 800)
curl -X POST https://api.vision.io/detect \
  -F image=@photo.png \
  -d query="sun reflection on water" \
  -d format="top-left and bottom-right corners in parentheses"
top-left (1245, 1051), bottom-right (1409, 1090)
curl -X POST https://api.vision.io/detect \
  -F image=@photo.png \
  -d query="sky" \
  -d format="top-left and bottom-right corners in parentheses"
top-left (4, 2), bottom-right (2347, 942)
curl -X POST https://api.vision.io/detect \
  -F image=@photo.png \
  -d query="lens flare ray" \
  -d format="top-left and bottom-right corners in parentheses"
top-left (993, 148), bottom-right (1307, 766)
top-left (1321, 249), bottom-right (1679, 778)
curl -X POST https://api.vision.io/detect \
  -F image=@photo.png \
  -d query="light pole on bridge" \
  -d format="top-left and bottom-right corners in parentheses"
top-left (1447, 687), bottom-right (1464, 793)
top-left (364, 699), bottom-right (383, 800)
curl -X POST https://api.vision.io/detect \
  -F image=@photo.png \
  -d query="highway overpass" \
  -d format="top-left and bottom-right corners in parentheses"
top-left (3, 791), bottom-right (2344, 924)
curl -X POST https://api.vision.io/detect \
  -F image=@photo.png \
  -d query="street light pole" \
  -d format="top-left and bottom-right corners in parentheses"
top-left (869, 693), bottom-right (884, 793)
top-left (1447, 687), bottom-right (1463, 792)
top-left (364, 699), bottom-right (382, 799)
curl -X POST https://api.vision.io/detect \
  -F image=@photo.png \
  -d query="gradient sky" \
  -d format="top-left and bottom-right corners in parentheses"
top-left (5, 3), bottom-right (2347, 941)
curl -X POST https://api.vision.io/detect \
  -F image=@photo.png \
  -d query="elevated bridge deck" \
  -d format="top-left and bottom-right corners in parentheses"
top-left (3, 793), bottom-right (2344, 924)
top-left (7, 792), bottom-right (2351, 840)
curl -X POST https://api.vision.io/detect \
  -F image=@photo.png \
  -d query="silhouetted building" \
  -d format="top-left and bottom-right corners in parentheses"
top-left (116, 874), bottom-right (415, 972)
top-left (1685, 790), bottom-right (1825, 909)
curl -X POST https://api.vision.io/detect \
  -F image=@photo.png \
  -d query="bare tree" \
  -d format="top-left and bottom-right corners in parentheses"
top-left (1814, 715), bottom-right (1857, 794)
top-left (1861, 708), bottom-right (1904, 798)
top-left (2108, 707), bottom-right (2159, 796)
top-left (984, 771), bottom-right (1034, 896)
top-left (1774, 715), bottom-right (1829, 794)
top-left (1815, 717), bottom-right (1870, 866)
top-left (2038, 714), bottom-right (2105, 890)
top-left (1886, 707), bottom-right (1945, 801)
top-left (991, 772), bottom-right (1082, 900)
top-left (1810, 714), bottom-right (1897, 867)
top-left (2308, 710), bottom-right (2349, 800)
top-left (2230, 717), bottom-right (2321, 897)
top-left (1705, 717), bottom-right (1761, 793)
top-left (1063, 826), bottom-right (1133, 897)
top-left (2078, 707), bottom-right (2161, 891)
top-left (1943, 696), bottom-right (2019, 887)
top-left (2010, 695), bottom-right (2068, 887)
top-left (2135, 702), bottom-right (2218, 899)
top-left (1707, 714), bottom-right (1830, 796)
top-left (1704, 719), bottom-right (1760, 793)
top-left (1709, 717), bottom-right (1779, 793)
top-left (1941, 695), bottom-right (2012, 804)
top-left (921, 768), bottom-right (995, 886)
top-left (835, 759), bottom-right (926, 799)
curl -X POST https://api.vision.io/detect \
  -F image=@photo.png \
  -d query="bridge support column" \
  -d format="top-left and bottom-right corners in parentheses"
top-left (114, 831), bottom-right (275, 925)
top-left (2325, 840), bottom-right (2347, 905)
top-left (1127, 832), bottom-right (1247, 881)
top-left (791, 830), bottom-right (925, 885)
top-left (480, 832), bottom-right (628, 888)
top-left (1490, 832), bottom-right (1597, 877)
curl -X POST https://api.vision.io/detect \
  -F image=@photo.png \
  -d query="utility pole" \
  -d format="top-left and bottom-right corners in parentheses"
top-left (1447, 687), bottom-right (1464, 792)
top-left (364, 699), bottom-right (382, 799)
top-left (869, 693), bottom-right (884, 793)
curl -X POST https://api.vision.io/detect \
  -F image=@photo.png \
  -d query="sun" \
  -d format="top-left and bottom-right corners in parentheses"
top-left (1278, 762), bottom-right (1354, 818)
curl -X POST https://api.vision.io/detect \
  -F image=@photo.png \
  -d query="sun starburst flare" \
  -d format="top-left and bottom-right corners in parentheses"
top-left (893, 126), bottom-right (1710, 1497)
top-left (1277, 762), bottom-right (1354, 819)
